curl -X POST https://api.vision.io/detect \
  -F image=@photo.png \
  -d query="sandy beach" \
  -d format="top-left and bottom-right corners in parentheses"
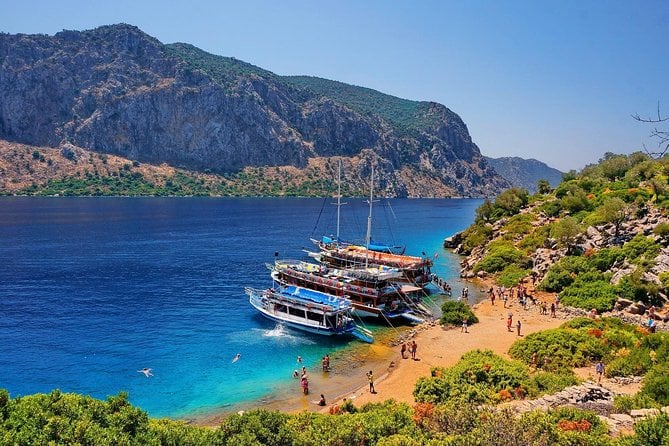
top-left (320, 282), bottom-right (566, 411)
top-left (198, 281), bottom-right (572, 425)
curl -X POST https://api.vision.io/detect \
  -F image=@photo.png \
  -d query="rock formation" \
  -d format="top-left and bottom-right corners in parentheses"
top-left (0, 24), bottom-right (510, 197)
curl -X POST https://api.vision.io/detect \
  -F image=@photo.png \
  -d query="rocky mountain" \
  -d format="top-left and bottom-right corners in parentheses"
top-left (485, 156), bottom-right (563, 193)
top-left (0, 24), bottom-right (509, 197)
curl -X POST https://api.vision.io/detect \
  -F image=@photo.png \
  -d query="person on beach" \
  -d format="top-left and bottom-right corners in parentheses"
top-left (516, 320), bottom-right (522, 336)
top-left (461, 316), bottom-right (468, 333)
top-left (595, 360), bottom-right (605, 384)
top-left (401, 342), bottom-right (407, 359)
top-left (292, 370), bottom-right (299, 378)
top-left (366, 370), bottom-right (376, 393)
top-left (541, 301), bottom-right (547, 315)
top-left (297, 356), bottom-right (302, 364)
top-left (322, 356), bottom-right (328, 372)
top-left (325, 354), bottom-right (330, 370)
top-left (318, 394), bottom-right (326, 406)
top-left (301, 376), bottom-right (309, 394)
top-left (502, 292), bottom-right (507, 308)
top-left (411, 340), bottom-right (417, 360)
top-left (301, 366), bottom-right (307, 377)
top-left (550, 303), bottom-right (556, 318)
top-left (507, 313), bottom-right (513, 332)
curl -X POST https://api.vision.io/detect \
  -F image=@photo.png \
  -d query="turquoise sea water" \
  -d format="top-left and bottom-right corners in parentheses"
top-left (0, 197), bottom-right (481, 418)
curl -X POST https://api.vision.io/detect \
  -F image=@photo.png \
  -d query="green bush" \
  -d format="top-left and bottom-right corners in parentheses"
top-left (439, 301), bottom-right (478, 327)
top-left (497, 264), bottom-right (531, 288)
top-left (460, 223), bottom-right (493, 254)
top-left (539, 255), bottom-right (591, 292)
top-left (527, 371), bottom-right (579, 395)
top-left (613, 394), bottom-right (661, 413)
top-left (414, 350), bottom-right (530, 405)
top-left (474, 242), bottom-right (527, 274)
top-left (558, 272), bottom-right (618, 313)
top-left (624, 414), bottom-right (669, 446)
top-left (501, 214), bottom-right (535, 238)
top-left (653, 222), bottom-right (669, 237)
top-left (638, 364), bottom-right (669, 406)
top-left (518, 225), bottom-right (551, 253)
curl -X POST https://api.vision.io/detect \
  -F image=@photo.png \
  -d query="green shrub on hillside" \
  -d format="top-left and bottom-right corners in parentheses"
top-left (527, 371), bottom-right (579, 395)
top-left (539, 255), bottom-right (591, 292)
top-left (475, 189), bottom-right (529, 224)
top-left (414, 350), bottom-right (532, 405)
top-left (638, 364), bottom-right (669, 406)
top-left (459, 222), bottom-right (493, 254)
top-left (474, 241), bottom-right (527, 274)
top-left (497, 264), bottom-right (531, 288)
top-left (509, 328), bottom-right (592, 372)
top-left (518, 225), bottom-right (551, 253)
top-left (621, 234), bottom-right (661, 265)
top-left (510, 318), bottom-right (667, 382)
top-left (501, 213), bottom-right (535, 239)
top-left (558, 272), bottom-right (618, 313)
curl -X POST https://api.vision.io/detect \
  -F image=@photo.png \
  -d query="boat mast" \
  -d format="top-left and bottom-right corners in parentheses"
top-left (336, 159), bottom-right (342, 242)
top-left (365, 163), bottom-right (374, 268)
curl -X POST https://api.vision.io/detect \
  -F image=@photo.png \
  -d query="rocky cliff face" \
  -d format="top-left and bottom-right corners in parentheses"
top-left (0, 24), bottom-right (509, 197)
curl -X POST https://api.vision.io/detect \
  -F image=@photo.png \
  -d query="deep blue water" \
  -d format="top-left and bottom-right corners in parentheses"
top-left (0, 197), bottom-right (481, 418)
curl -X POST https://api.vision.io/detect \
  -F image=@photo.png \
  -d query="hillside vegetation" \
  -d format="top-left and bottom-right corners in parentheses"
top-left (455, 151), bottom-right (669, 313)
top-left (0, 141), bottom-right (459, 197)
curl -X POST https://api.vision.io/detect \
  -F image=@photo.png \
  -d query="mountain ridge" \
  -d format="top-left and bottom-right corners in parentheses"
top-left (485, 156), bottom-right (563, 193)
top-left (0, 23), bottom-right (509, 197)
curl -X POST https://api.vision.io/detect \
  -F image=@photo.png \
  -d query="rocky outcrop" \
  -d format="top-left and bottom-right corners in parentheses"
top-left (0, 24), bottom-right (510, 197)
top-left (510, 381), bottom-right (669, 436)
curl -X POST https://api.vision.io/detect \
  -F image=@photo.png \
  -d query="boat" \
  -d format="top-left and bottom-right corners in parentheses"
top-left (309, 244), bottom-right (434, 287)
top-left (311, 164), bottom-right (435, 287)
top-left (268, 259), bottom-right (431, 323)
top-left (314, 160), bottom-right (406, 256)
top-left (246, 284), bottom-right (374, 343)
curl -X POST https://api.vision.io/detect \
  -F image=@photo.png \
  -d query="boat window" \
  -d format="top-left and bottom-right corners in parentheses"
top-left (275, 304), bottom-right (287, 313)
top-left (306, 311), bottom-right (322, 322)
top-left (288, 307), bottom-right (305, 317)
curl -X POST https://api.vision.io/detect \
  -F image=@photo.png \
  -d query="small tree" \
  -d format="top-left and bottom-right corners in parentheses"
top-left (537, 179), bottom-right (551, 195)
top-left (551, 217), bottom-right (581, 254)
top-left (599, 197), bottom-right (628, 239)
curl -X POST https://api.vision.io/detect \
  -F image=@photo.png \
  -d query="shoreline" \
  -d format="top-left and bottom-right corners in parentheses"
top-left (193, 279), bottom-right (571, 425)
top-left (193, 326), bottom-right (408, 425)
top-left (194, 276), bottom-right (668, 425)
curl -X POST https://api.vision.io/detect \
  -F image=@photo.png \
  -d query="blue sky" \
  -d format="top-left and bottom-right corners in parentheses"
top-left (3, 0), bottom-right (668, 171)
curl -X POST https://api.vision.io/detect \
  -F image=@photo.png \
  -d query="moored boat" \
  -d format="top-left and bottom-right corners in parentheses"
top-left (245, 284), bottom-right (374, 343)
top-left (309, 244), bottom-right (434, 287)
top-left (268, 259), bottom-right (431, 323)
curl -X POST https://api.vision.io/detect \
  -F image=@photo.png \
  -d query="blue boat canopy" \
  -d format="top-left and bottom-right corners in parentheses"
top-left (278, 285), bottom-right (351, 310)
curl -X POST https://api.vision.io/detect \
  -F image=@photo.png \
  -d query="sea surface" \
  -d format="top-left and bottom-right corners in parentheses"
top-left (0, 197), bottom-right (481, 418)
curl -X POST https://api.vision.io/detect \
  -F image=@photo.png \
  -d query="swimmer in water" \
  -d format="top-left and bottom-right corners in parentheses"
top-left (138, 368), bottom-right (153, 377)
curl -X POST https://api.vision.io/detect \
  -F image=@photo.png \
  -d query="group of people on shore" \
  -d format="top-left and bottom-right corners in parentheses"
top-left (293, 354), bottom-right (333, 398)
